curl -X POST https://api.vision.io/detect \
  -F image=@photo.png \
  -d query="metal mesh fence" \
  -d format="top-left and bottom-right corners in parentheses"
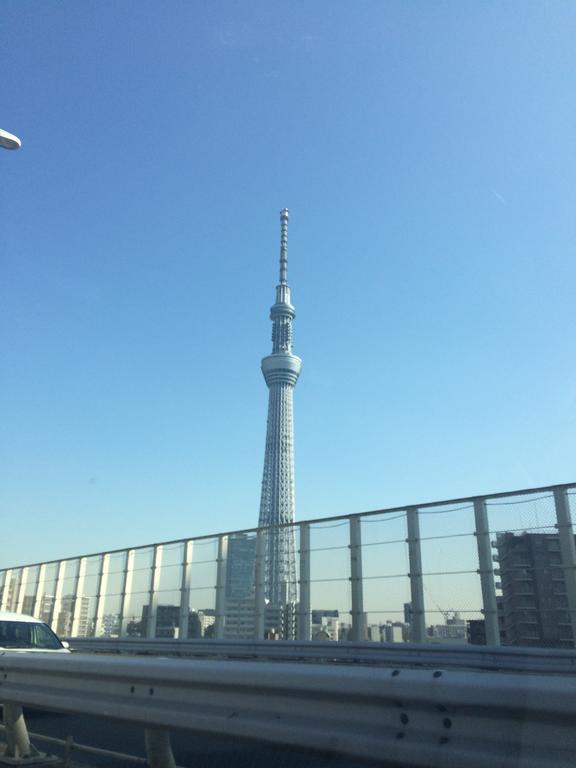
top-left (1, 483), bottom-right (574, 649)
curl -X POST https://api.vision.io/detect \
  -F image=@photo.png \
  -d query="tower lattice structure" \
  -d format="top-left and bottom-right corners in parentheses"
top-left (258, 208), bottom-right (301, 606)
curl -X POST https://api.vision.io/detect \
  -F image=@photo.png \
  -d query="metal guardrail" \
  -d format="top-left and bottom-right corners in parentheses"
top-left (0, 652), bottom-right (576, 768)
top-left (66, 636), bottom-right (576, 675)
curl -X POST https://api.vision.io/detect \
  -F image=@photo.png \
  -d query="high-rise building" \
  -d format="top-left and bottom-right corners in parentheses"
top-left (223, 533), bottom-right (257, 640)
top-left (55, 594), bottom-right (90, 637)
top-left (495, 532), bottom-right (574, 648)
top-left (225, 534), bottom-right (256, 601)
top-left (258, 209), bottom-right (301, 607)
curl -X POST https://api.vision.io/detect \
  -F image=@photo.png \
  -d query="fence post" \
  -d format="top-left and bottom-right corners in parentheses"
top-left (0, 570), bottom-right (13, 612)
top-left (554, 487), bottom-right (576, 645)
top-left (93, 554), bottom-right (110, 638)
top-left (10, 569), bottom-right (23, 615)
top-left (178, 541), bottom-right (193, 639)
top-left (214, 535), bottom-right (228, 640)
top-left (254, 529), bottom-right (266, 640)
top-left (50, 561), bottom-right (67, 632)
top-left (31, 564), bottom-right (45, 619)
top-left (71, 558), bottom-right (87, 637)
top-left (118, 550), bottom-right (134, 638)
top-left (349, 517), bottom-right (365, 642)
top-left (406, 507), bottom-right (426, 643)
top-left (298, 523), bottom-right (311, 641)
top-left (146, 545), bottom-right (163, 639)
top-left (474, 498), bottom-right (500, 646)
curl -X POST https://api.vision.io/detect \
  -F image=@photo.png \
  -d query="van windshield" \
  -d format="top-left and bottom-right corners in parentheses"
top-left (0, 621), bottom-right (63, 650)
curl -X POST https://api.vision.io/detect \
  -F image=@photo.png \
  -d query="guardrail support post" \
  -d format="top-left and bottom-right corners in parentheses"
top-left (178, 541), bottom-right (193, 640)
top-left (474, 498), bottom-right (500, 646)
top-left (144, 728), bottom-right (176, 768)
top-left (214, 535), bottom-right (228, 640)
top-left (3, 703), bottom-right (41, 760)
top-left (298, 523), bottom-right (311, 641)
top-left (146, 546), bottom-right (163, 639)
top-left (349, 517), bottom-right (365, 642)
top-left (554, 487), bottom-right (576, 645)
top-left (406, 507), bottom-right (426, 643)
top-left (254, 529), bottom-right (266, 640)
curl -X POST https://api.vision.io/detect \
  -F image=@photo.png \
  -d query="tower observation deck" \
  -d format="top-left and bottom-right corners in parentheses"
top-left (258, 209), bottom-right (301, 606)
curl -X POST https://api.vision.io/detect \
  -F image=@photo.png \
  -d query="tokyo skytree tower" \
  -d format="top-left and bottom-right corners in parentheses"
top-left (258, 208), bottom-right (301, 606)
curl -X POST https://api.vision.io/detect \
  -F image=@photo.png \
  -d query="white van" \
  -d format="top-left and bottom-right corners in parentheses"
top-left (0, 611), bottom-right (70, 653)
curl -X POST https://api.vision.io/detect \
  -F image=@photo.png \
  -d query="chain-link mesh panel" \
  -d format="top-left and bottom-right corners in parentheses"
top-left (186, 538), bottom-right (218, 621)
top-left (119, 547), bottom-right (153, 638)
top-left (35, 563), bottom-right (59, 627)
top-left (94, 552), bottom-right (126, 638)
top-left (18, 566), bottom-right (39, 617)
top-left (309, 520), bottom-right (351, 641)
top-left (418, 502), bottom-right (481, 644)
top-left (361, 512), bottom-right (410, 640)
top-left (53, 560), bottom-right (79, 636)
top-left (155, 542), bottom-right (185, 610)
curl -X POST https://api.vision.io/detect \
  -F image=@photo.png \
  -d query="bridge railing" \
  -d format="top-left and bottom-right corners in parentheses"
top-left (0, 482), bottom-right (574, 649)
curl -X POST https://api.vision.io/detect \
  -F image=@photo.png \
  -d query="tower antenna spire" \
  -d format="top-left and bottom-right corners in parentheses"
top-left (279, 208), bottom-right (289, 285)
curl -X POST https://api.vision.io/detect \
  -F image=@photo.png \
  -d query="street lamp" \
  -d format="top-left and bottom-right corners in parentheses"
top-left (0, 128), bottom-right (21, 150)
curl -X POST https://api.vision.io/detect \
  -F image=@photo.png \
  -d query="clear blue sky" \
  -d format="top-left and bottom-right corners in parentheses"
top-left (1, 1), bottom-right (575, 568)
